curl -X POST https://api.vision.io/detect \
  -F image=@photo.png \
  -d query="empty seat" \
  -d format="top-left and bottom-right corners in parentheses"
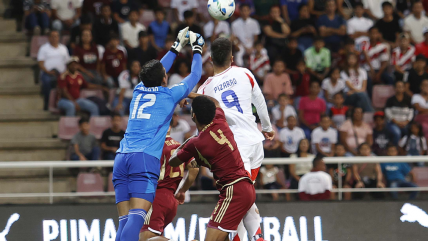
top-left (58, 117), bottom-right (80, 140)
top-left (412, 167), bottom-right (428, 187)
top-left (30, 36), bottom-right (48, 58)
top-left (108, 172), bottom-right (114, 192)
top-left (89, 116), bottom-right (112, 139)
top-left (48, 89), bottom-right (60, 114)
top-left (80, 89), bottom-right (104, 100)
top-left (372, 85), bottom-right (394, 109)
top-left (77, 173), bottom-right (104, 193)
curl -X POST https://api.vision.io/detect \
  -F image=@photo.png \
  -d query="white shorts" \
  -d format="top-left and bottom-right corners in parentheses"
top-left (237, 142), bottom-right (264, 180)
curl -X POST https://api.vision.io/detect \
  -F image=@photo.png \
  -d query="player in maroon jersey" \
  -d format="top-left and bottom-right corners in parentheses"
top-left (139, 126), bottom-right (199, 241)
top-left (170, 94), bottom-right (256, 241)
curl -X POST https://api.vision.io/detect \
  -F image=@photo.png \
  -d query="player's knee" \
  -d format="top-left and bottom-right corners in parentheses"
top-left (140, 231), bottom-right (158, 241)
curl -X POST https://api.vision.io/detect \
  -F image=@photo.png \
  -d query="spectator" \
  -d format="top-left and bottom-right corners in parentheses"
top-left (392, 33), bottom-right (416, 81)
top-left (282, 38), bottom-right (303, 75)
top-left (311, 115), bottom-right (337, 156)
top-left (121, 10), bottom-right (145, 49)
top-left (70, 118), bottom-right (100, 161)
top-left (231, 4), bottom-right (261, 66)
top-left (148, 8), bottom-right (172, 52)
top-left (298, 81), bottom-right (327, 139)
top-left (73, 29), bottom-right (103, 85)
top-left (82, 0), bottom-right (111, 17)
top-left (327, 143), bottom-right (352, 200)
top-left (352, 142), bottom-right (385, 199)
top-left (290, 139), bottom-right (314, 190)
top-left (374, 1), bottom-right (401, 47)
top-left (112, 60), bottom-right (140, 115)
top-left (37, 30), bottom-right (69, 110)
top-left (263, 59), bottom-right (294, 100)
top-left (298, 155), bottom-right (332, 201)
top-left (253, 0), bottom-right (278, 19)
top-left (69, 15), bottom-right (92, 50)
top-left (175, 11), bottom-right (203, 39)
top-left (308, 0), bottom-right (327, 18)
top-left (329, 92), bottom-right (348, 128)
top-left (321, 67), bottom-right (345, 107)
top-left (111, 0), bottom-right (140, 24)
top-left (170, 113), bottom-right (193, 143)
top-left (292, 59), bottom-right (311, 98)
top-left (130, 31), bottom-right (157, 67)
top-left (340, 107), bottom-right (373, 156)
top-left (341, 53), bottom-right (374, 112)
top-left (381, 144), bottom-right (418, 200)
top-left (372, 111), bottom-right (394, 156)
top-left (171, 0), bottom-right (198, 22)
top-left (337, 39), bottom-right (361, 69)
top-left (263, 5), bottom-right (291, 61)
top-left (385, 81), bottom-right (414, 145)
top-left (280, 0), bottom-right (308, 24)
top-left (290, 4), bottom-right (317, 52)
top-left (317, 0), bottom-right (346, 53)
top-left (272, 94), bottom-right (297, 129)
top-left (404, 0), bottom-right (428, 45)
top-left (347, 3), bottom-right (373, 44)
top-left (304, 37), bottom-right (331, 82)
top-left (24, 0), bottom-right (50, 35)
top-left (168, 59), bottom-right (191, 88)
top-left (249, 41), bottom-right (270, 84)
top-left (204, 17), bottom-right (231, 44)
top-left (403, 55), bottom-right (428, 96)
top-left (396, 0), bottom-right (412, 19)
top-left (51, 0), bottom-right (82, 31)
top-left (101, 34), bottom-right (127, 87)
top-left (363, 0), bottom-right (393, 20)
top-left (92, 4), bottom-right (119, 47)
top-left (399, 121), bottom-right (427, 156)
top-left (412, 79), bottom-right (428, 116)
top-left (57, 56), bottom-right (107, 116)
top-left (259, 164), bottom-right (286, 200)
top-left (100, 114), bottom-right (125, 160)
top-left (415, 28), bottom-right (428, 58)
top-left (258, 122), bottom-right (281, 157)
top-left (279, 115), bottom-right (306, 157)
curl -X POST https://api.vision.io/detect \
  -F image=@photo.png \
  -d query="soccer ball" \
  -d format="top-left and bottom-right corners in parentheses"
top-left (207, 0), bottom-right (235, 21)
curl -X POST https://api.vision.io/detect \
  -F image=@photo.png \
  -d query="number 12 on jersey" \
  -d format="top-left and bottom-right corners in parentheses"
top-left (221, 90), bottom-right (243, 113)
top-left (131, 94), bottom-right (156, 119)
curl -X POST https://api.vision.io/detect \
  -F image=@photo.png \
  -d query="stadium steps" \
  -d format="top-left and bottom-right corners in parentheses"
top-left (0, 18), bottom-right (16, 34)
top-left (0, 85), bottom-right (39, 95)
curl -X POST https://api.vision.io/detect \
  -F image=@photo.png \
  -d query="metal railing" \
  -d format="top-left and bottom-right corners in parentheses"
top-left (0, 156), bottom-right (427, 203)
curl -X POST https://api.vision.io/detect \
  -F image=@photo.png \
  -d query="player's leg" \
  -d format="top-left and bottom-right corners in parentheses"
top-left (140, 231), bottom-right (158, 241)
top-left (205, 228), bottom-right (229, 241)
top-left (113, 153), bottom-right (131, 241)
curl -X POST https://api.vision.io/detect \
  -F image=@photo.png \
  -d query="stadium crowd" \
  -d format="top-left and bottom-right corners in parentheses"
top-left (9, 0), bottom-right (428, 200)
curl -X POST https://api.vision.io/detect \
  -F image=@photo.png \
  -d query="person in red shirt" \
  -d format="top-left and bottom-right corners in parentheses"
top-left (415, 29), bottom-right (428, 59)
top-left (57, 56), bottom-right (108, 116)
top-left (101, 34), bottom-right (127, 87)
top-left (169, 95), bottom-right (255, 241)
top-left (298, 81), bottom-right (327, 139)
top-left (292, 59), bottom-right (311, 98)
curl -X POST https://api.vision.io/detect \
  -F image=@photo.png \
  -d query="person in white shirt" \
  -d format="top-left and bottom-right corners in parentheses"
top-left (231, 4), bottom-right (261, 66)
top-left (112, 60), bottom-right (140, 115)
top-left (321, 67), bottom-right (345, 107)
top-left (271, 94), bottom-right (297, 128)
top-left (204, 18), bottom-right (231, 44)
top-left (347, 3), bottom-right (373, 44)
top-left (121, 10), bottom-right (146, 49)
top-left (362, 0), bottom-right (393, 20)
top-left (289, 138), bottom-right (314, 190)
top-left (279, 115), bottom-right (305, 156)
top-left (411, 79), bottom-right (428, 116)
top-left (170, 113), bottom-right (193, 143)
top-left (37, 30), bottom-right (70, 110)
top-left (171, 0), bottom-right (198, 22)
top-left (404, 1), bottom-right (428, 44)
top-left (311, 115), bottom-right (337, 156)
top-left (298, 156), bottom-right (332, 201)
top-left (51, 0), bottom-right (82, 31)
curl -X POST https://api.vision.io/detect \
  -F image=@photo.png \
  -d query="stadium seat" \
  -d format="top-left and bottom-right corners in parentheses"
top-left (140, 10), bottom-right (155, 27)
top-left (80, 89), bottom-right (104, 100)
top-left (77, 173), bottom-right (104, 193)
top-left (48, 89), bottom-right (60, 114)
top-left (30, 36), bottom-right (48, 58)
top-left (412, 167), bottom-right (428, 187)
top-left (58, 117), bottom-right (80, 140)
top-left (372, 85), bottom-right (394, 109)
top-left (89, 116), bottom-right (112, 139)
top-left (121, 116), bottom-right (129, 130)
top-left (108, 172), bottom-right (114, 192)
top-left (363, 112), bottom-right (374, 128)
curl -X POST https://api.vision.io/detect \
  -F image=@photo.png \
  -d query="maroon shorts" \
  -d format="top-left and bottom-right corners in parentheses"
top-left (140, 188), bottom-right (178, 235)
top-left (208, 179), bottom-right (256, 232)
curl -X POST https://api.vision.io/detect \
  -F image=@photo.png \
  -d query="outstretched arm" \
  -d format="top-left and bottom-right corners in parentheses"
top-left (161, 27), bottom-right (190, 72)
top-left (160, 51), bottom-right (177, 73)
top-left (188, 92), bottom-right (221, 108)
top-left (175, 162), bottom-right (200, 204)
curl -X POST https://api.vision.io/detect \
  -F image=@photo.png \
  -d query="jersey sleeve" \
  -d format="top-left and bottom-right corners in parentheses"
top-left (160, 51), bottom-right (178, 73)
top-left (247, 70), bottom-right (273, 132)
top-left (176, 139), bottom-right (197, 164)
top-left (169, 53), bottom-right (202, 103)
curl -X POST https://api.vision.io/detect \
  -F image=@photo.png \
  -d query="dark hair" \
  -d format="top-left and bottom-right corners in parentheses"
top-left (101, 4), bottom-right (110, 10)
top-left (329, 67), bottom-right (340, 77)
top-left (351, 107), bottom-right (364, 122)
top-left (333, 91), bottom-right (345, 98)
top-left (320, 114), bottom-right (329, 120)
top-left (368, 26), bottom-right (378, 33)
top-left (345, 52), bottom-right (359, 78)
top-left (357, 142), bottom-right (370, 152)
top-left (382, 1), bottom-right (393, 8)
top-left (80, 14), bottom-right (92, 25)
top-left (286, 115), bottom-right (296, 121)
top-left (192, 96), bottom-right (216, 125)
top-left (403, 121), bottom-right (424, 151)
top-left (138, 30), bottom-right (148, 38)
top-left (139, 60), bottom-right (165, 87)
top-left (154, 7), bottom-right (165, 14)
top-left (412, 0), bottom-right (422, 9)
top-left (345, 38), bottom-right (355, 45)
top-left (174, 58), bottom-right (190, 74)
top-left (107, 33), bottom-right (120, 43)
top-left (183, 10), bottom-right (194, 19)
top-left (298, 4), bottom-right (308, 12)
top-left (273, 58), bottom-right (285, 66)
top-left (240, 3), bottom-right (250, 10)
top-left (270, 4), bottom-right (281, 11)
top-left (111, 112), bottom-right (122, 119)
top-left (395, 80), bottom-right (405, 87)
top-left (129, 9), bottom-right (139, 16)
top-left (288, 37), bottom-right (298, 42)
top-left (386, 143), bottom-right (397, 151)
top-left (211, 38), bottom-right (232, 67)
top-left (354, 2), bottom-right (364, 8)
top-left (78, 29), bottom-right (94, 47)
top-left (314, 36), bottom-right (324, 42)
top-left (277, 93), bottom-right (288, 100)
top-left (78, 118), bottom-right (89, 126)
top-left (296, 138), bottom-right (311, 157)
top-left (416, 54), bottom-right (426, 62)
top-left (312, 155), bottom-right (324, 167)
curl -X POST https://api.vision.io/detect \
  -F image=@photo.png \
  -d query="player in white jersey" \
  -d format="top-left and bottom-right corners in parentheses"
top-left (197, 38), bottom-right (275, 241)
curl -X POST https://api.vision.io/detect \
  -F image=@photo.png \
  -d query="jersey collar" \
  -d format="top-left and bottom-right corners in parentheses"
top-left (213, 66), bottom-right (232, 77)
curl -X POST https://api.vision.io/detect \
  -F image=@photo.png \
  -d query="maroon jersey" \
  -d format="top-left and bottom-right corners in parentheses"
top-left (177, 108), bottom-right (251, 191)
top-left (74, 44), bottom-right (99, 71)
top-left (102, 48), bottom-right (126, 78)
top-left (157, 136), bottom-right (186, 193)
top-left (57, 71), bottom-right (88, 100)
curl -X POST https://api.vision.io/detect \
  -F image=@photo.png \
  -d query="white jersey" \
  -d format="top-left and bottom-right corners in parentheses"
top-left (197, 66), bottom-right (272, 146)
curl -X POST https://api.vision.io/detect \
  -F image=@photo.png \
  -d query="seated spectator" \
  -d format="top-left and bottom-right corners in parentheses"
top-left (341, 53), bottom-right (374, 112)
top-left (70, 118), bottom-right (100, 161)
top-left (399, 121), bottom-right (427, 156)
top-left (381, 144), bottom-right (418, 200)
top-left (385, 81), bottom-right (414, 145)
top-left (272, 94), bottom-right (297, 129)
top-left (404, 55), bottom-right (428, 96)
top-left (279, 116), bottom-right (306, 157)
top-left (327, 143), bottom-right (352, 200)
top-left (168, 59), bottom-right (191, 88)
top-left (308, 0), bottom-right (326, 18)
top-left (57, 56), bottom-right (107, 116)
top-left (321, 67), bottom-right (345, 108)
top-left (258, 122), bottom-right (281, 158)
top-left (396, 0), bottom-right (412, 19)
top-left (121, 10), bottom-right (145, 50)
top-left (352, 142), bottom-right (385, 200)
top-left (69, 15), bottom-right (92, 50)
top-left (363, 0), bottom-right (393, 20)
top-left (171, 0), bottom-right (198, 22)
top-left (130, 31), bottom-right (157, 67)
top-left (347, 3), bottom-right (373, 45)
top-left (100, 114), bottom-right (125, 160)
top-left (372, 111), bottom-right (394, 156)
top-left (74, 29), bottom-right (103, 86)
top-left (175, 11), bottom-right (203, 39)
top-left (298, 156), bottom-right (332, 201)
top-left (290, 4), bottom-right (317, 52)
top-left (336, 39), bottom-right (361, 69)
top-left (304, 37), bottom-right (331, 82)
top-left (290, 139), bottom-right (314, 190)
top-left (263, 59), bottom-right (293, 100)
top-left (249, 41), bottom-right (270, 84)
top-left (404, 0), bottom-right (428, 45)
top-left (262, 5), bottom-right (290, 61)
top-left (280, 0), bottom-right (307, 24)
top-left (101, 34), bottom-right (127, 87)
top-left (292, 59), bottom-right (311, 98)
top-left (253, 0), bottom-right (277, 21)
top-left (259, 164), bottom-right (286, 201)
top-left (148, 8), bottom-right (172, 52)
top-left (340, 107), bottom-right (373, 156)
top-left (82, 0), bottom-right (111, 18)
top-left (317, 0), bottom-right (346, 53)
top-left (392, 33), bottom-right (415, 81)
top-left (329, 92), bottom-right (348, 129)
top-left (204, 17), bottom-right (231, 44)
top-left (92, 4), bottom-right (119, 47)
top-left (170, 112), bottom-right (193, 143)
top-left (311, 115), bottom-right (337, 156)
top-left (111, 0), bottom-right (140, 24)
top-left (415, 29), bottom-right (428, 58)
top-left (112, 60), bottom-right (140, 115)
top-left (24, 0), bottom-right (50, 35)
top-left (374, 1), bottom-right (401, 47)
top-left (298, 81), bottom-right (326, 139)
top-left (282, 38), bottom-right (303, 75)
top-left (37, 30), bottom-right (69, 110)
top-left (51, 0), bottom-right (82, 31)
top-left (411, 79), bottom-right (428, 116)
top-left (200, 166), bottom-right (216, 190)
